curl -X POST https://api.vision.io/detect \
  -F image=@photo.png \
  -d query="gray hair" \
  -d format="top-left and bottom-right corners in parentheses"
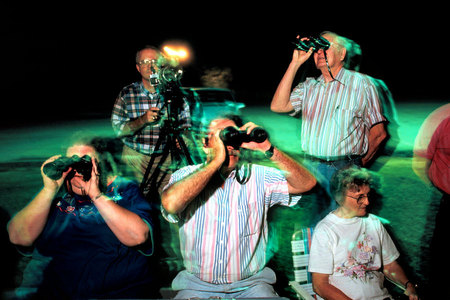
top-left (320, 31), bottom-right (362, 69)
top-left (135, 45), bottom-right (160, 64)
top-left (330, 166), bottom-right (380, 205)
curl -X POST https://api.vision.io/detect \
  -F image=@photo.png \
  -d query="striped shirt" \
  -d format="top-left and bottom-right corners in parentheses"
top-left (111, 82), bottom-right (191, 155)
top-left (162, 163), bottom-right (300, 284)
top-left (290, 68), bottom-right (385, 159)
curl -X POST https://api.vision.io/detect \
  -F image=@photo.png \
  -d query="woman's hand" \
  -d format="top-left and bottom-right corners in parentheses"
top-left (41, 155), bottom-right (71, 193)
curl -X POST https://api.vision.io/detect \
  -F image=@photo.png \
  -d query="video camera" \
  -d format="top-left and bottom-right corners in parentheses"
top-left (293, 35), bottom-right (330, 52)
top-left (149, 56), bottom-right (183, 91)
top-left (43, 155), bottom-right (93, 181)
top-left (220, 127), bottom-right (268, 149)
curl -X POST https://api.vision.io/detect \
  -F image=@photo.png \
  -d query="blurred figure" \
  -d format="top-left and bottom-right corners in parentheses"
top-left (7, 136), bottom-right (156, 299)
top-left (271, 31), bottom-right (387, 221)
top-left (309, 167), bottom-right (419, 300)
top-left (161, 115), bottom-right (316, 299)
top-left (344, 36), bottom-right (400, 164)
top-left (111, 45), bottom-right (192, 285)
top-left (111, 45), bottom-right (192, 194)
top-left (413, 103), bottom-right (450, 299)
top-left (200, 66), bottom-right (233, 89)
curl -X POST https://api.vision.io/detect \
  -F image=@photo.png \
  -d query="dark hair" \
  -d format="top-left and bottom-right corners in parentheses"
top-left (222, 113), bottom-right (244, 127)
top-left (330, 166), bottom-right (380, 205)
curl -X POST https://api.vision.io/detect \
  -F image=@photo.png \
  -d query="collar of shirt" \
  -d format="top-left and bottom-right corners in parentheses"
top-left (138, 82), bottom-right (159, 99)
top-left (317, 67), bottom-right (349, 86)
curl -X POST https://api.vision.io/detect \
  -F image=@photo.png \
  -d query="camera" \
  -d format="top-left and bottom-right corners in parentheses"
top-left (293, 36), bottom-right (330, 52)
top-left (149, 57), bottom-right (185, 114)
top-left (220, 127), bottom-right (268, 149)
top-left (149, 56), bottom-right (183, 91)
top-left (43, 155), bottom-right (93, 181)
top-left (150, 65), bottom-right (183, 87)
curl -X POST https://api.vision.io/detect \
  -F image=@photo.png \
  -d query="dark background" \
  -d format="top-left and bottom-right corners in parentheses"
top-left (1, 4), bottom-right (448, 298)
top-left (1, 4), bottom-right (448, 126)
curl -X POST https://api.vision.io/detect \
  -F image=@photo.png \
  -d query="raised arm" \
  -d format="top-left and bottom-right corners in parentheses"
top-left (240, 122), bottom-right (316, 194)
top-left (8, 156), bottom-right (67, 246)
top-left (81, 159), bottom-right (150, 247)
top-left (161, 130), bottom-right (227, 215)
top-left (268, 145), bottom-right (316, 194)
top-left (270, 48), bottom-right (313, 113)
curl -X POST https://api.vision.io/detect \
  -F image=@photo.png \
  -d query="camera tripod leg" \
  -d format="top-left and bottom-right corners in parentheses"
top-left (139, 129), bottom-right (194, 200)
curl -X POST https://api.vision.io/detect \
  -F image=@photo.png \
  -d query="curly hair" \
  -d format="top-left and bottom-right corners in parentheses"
top-left (330, 166), bottom-right (380, 205)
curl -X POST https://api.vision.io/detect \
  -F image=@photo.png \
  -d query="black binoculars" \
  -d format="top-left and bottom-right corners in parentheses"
top-left (219, 127), bottom-right (268, 149)
top-left (43, 155), bottom-right (93, 181)
top-left (293, 36), bottom-right (330, 52)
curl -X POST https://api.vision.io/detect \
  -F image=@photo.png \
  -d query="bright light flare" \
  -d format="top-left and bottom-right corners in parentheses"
top-left (161, 40), bottom-right (193, 65)
top-left (164, 46), bottom-right (188, 59)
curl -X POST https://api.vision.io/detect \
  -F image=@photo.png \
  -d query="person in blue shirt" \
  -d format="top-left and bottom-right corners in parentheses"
top-left (7, 137), bottom-right (157, 299)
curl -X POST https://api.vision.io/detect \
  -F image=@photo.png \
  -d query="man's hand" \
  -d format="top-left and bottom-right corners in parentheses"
top-left (239, 122), bottom-right (271, 152)
top-left (144, 107), bottom-right (161, 123)
top-left (291, 37), bottom-right (314, 66)
top-left (204, 128), bottom-right (227, 165)
top-left (271, 37), bottom-right (312, 113)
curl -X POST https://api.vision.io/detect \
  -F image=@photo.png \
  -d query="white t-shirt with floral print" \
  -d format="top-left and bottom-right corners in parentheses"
top-left (309, 213), bottom-right (399, 300)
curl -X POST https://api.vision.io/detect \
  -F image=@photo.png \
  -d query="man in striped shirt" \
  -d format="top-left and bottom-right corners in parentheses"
top-left (270, 31), bottom-right (387, 219)
top-left (161, 116), bottom-right (316, 298)
top-left (111, 46), bottom-right (191, 193)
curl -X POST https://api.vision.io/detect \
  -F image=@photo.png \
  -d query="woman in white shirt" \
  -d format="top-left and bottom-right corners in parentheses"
top-left (309, 167), bottom-right (419, 300)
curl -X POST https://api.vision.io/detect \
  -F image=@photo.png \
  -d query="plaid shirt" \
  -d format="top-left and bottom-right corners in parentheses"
top-left (111, 82), bottom-right (191, 155)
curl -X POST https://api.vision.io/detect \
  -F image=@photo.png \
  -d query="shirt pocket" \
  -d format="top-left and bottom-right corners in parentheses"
top-left (333, 108), bottom-right (363, 133)
top-left (237, 198), bottom-right (263, 239)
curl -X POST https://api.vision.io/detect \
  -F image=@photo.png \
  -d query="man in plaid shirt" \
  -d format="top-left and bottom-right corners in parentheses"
top-left (111, 46), bottom-right (191, 195)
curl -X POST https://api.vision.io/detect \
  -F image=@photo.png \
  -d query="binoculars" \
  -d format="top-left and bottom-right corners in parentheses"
top-left (293, 36), bottom-right (330, 52)
top-left (43, 155), bottom-right (93, 181)
top-left (219, 127), bottom-right (268, 149)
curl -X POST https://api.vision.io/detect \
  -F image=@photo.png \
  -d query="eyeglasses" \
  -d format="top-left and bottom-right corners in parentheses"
top-left (346, 193), bottom-right (369, 204)
top-left (137, 59), bottom-right (155, 66)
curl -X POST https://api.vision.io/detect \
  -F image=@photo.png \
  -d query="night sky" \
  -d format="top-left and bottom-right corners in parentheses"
top-left (2, 4), bottom-right (448, 126)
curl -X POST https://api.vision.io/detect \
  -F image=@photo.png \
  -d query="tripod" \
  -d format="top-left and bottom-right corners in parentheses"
top-left (139, 92), bottom-right (194, 199)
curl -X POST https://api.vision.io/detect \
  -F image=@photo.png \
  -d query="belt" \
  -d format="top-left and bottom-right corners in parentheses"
top-left (303, 154), bottom-right (361, 164)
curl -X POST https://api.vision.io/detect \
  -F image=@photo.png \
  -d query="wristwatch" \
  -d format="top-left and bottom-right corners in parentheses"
top-left (264, 145), bottom-right (275, 159)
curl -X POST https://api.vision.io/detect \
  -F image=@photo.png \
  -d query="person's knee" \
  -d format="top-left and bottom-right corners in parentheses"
top-left (240, 282), bottom-right (278, 298)
top-left (174, 289), bottom-right (210, 299)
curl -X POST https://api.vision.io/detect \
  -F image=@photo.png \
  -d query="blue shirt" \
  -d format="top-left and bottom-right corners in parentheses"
top-left (21, 177), bottom-right (155, 299)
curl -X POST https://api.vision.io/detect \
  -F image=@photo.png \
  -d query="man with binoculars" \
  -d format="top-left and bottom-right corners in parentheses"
top-left (160, 115), bottom-right (316, 298)
top-left (271, 31), bottom-right (387, 221)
